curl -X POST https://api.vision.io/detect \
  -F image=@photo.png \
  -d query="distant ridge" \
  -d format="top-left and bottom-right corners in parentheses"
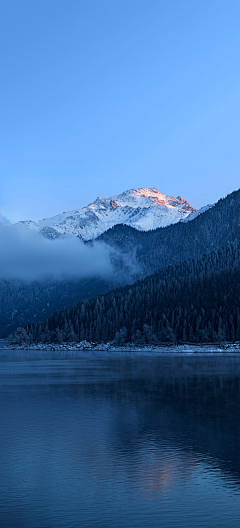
top-left (15, 187), bottom-right (196, 240)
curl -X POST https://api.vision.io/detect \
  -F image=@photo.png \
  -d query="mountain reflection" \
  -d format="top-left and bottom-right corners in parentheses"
top-left (1, 351), bottom-right (240, 527)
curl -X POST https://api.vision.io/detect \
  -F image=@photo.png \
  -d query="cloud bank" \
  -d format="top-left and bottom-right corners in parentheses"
top-left (0, 225), bottom-right (113, 281)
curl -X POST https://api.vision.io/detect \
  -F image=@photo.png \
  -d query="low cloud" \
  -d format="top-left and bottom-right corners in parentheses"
top-left (0, 225), bottom-right (113, 281)
top-left (0, 214), bottom-right (10, 225)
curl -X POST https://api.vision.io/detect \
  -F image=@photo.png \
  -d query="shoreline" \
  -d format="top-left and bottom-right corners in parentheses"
top-left (1, 341), bottom-right (240, 354)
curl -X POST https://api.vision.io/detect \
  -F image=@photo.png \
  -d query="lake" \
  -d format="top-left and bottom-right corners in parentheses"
top-left (0, 349), bottom-right (240, 527)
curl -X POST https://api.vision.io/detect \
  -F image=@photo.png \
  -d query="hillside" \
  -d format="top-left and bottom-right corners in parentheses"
top-left (97, 188), bottom-right (240, 274)
top-left (10, 240), bottom-right (240, 345)
top-left (0, 276), bottom-right (116, 339)
top-left (2, 187), bottom-right (240, 339)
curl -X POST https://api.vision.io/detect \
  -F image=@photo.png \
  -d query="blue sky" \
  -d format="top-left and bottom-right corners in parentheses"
top-left (1, 0), bottom-right (240, 221)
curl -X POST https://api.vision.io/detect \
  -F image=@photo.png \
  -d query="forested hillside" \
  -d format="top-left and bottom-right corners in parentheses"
top-left (10, 240), bottom-right (240, 345)
top-left (0, 276), bottom-right (114, 338)
top-left (97, 188), bottom-right (240, 274)
top-left (2, 188), bottom-right (240, 340)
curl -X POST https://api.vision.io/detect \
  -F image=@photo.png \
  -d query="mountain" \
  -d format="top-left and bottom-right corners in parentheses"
top-left (11, 240), bottom-right (240, 345)
top-left (181, 203), bottom-right (213, 222)
top-left (96, 188), bottom-right (240, 275)
top-left (3, 186), bottom-right (240, 341)
top-left (16, 188), bottom-right (196, 240)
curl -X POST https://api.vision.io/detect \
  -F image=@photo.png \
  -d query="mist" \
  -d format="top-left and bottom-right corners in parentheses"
top-left (0, 224), bottom-right (113, 281)
top-left (0, 214), bottom-right (10, 225)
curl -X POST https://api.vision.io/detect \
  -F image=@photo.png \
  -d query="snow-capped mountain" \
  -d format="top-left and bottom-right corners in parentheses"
top-left (16, 188), bottom-right (196, 240)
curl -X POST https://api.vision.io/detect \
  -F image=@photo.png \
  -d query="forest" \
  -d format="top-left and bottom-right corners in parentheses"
top-left (10, 240), bottom-right (240, 345)
top-left (2, 187), bottom-right (240, 339)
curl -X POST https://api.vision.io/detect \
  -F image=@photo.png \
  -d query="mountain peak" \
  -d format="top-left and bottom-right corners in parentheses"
top-left (16, 187), bottom-right (196, 240)
top-left (109, 187), bottom-right (195, 211)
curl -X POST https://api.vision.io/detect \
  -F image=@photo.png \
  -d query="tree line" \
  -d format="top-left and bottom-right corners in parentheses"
top-left (10, 240), bottom-right (240, 345)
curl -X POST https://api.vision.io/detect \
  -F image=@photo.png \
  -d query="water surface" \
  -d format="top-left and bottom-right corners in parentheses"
top-left (0, 349), bottom-right (240, 527)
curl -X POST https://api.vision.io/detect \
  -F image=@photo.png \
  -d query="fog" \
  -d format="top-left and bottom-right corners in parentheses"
top-left (0, 215), bottom-right (10, 225)
top-left (0, 224), bottom-right (113, 280)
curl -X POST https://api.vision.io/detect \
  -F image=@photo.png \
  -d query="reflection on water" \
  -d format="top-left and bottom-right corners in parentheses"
top-left (0, 350), bottom-right (240, 527)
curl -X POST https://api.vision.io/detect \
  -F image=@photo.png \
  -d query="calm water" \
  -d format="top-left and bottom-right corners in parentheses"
top-left (1, 350), bottom-right (240, 527)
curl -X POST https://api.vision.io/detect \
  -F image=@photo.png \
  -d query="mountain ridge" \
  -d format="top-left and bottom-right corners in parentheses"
top-left (96, 187), bottom-right (240, 274)
top-left (2, 186), bottom-right (240, 339)
top-left (16, 187), bottom-right (196, 240)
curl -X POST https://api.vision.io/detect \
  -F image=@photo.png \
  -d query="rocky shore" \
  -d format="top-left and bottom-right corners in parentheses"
top-left (1, 340), bottom-right (240, 354)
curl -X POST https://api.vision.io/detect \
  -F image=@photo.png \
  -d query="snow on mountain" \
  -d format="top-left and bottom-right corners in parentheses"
top-left (182, 203), bottom-right (213, 222)
top-left (16, 188), bottom-right (197, 241)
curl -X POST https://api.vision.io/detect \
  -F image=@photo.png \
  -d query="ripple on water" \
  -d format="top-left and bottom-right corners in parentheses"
top-left (0, 349), bottom-right (240, 527)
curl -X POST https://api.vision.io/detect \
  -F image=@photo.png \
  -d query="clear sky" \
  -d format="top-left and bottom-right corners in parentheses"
top-left (1, 0), bottom-right (240, 222)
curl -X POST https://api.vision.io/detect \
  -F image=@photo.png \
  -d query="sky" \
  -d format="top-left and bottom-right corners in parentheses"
top-left (1, 0), bottom-right (240, 222)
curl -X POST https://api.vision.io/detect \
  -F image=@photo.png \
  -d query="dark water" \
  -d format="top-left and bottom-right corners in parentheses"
top-left (1, 350), bottom-right (240, 527)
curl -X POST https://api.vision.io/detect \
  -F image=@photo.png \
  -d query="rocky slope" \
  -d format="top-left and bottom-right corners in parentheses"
top-left (16, 188), bottom-right (196, 240)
